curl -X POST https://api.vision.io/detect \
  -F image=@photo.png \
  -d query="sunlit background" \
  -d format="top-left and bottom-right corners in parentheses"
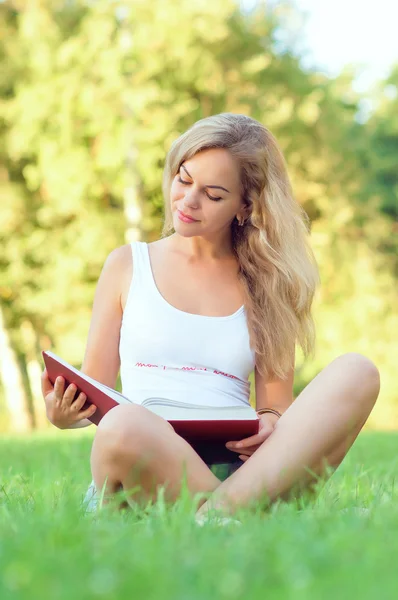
top-left (1, 0), bottom-right (397, 433)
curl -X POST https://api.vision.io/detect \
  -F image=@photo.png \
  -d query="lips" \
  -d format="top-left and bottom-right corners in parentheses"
top-left (178, 210), bottom-right (198, 222)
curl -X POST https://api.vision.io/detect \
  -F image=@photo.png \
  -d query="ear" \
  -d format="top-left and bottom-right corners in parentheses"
top-left (238, 203), bottom-right (251, 222)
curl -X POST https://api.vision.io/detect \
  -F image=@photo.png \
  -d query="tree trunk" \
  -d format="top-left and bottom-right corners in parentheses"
top-left (20, 319), bottom-right (49, 429)
top-left (0, 304), bottom-right (32, 432)
top-left (123, 120), bottom-right (143, 243)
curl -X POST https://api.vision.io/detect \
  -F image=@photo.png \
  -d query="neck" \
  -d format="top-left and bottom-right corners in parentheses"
top-left (170, 231), bottom-right (235, 261)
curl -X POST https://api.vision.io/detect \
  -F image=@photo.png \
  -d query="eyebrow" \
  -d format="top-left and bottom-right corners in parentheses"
top-left (181, 164), bottom-right (230, 193)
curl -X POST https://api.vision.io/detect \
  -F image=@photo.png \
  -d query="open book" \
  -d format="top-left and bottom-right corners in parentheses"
top-left (42, 351), bottom-right (259, 463)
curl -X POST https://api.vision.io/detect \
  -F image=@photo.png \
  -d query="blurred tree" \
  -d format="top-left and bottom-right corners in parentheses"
top-left (0, 0), bottom-right (396, 430)
top-left (354, 66), bottom-right (398, 276)
top-left (0, 304), bottom-right (31, 431)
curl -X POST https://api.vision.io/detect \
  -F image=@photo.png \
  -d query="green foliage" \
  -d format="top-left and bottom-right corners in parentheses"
top-left (357, 66), bottom-right (398, 221)
top-left (0, 0), bottom-right (397, 427)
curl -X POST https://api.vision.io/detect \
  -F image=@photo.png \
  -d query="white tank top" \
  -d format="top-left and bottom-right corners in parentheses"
top-left (119, 241), bottom-right (256, 408)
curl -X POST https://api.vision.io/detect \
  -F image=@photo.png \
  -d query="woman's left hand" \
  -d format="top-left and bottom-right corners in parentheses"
top-left (225, 412), bottom-right (280, 462)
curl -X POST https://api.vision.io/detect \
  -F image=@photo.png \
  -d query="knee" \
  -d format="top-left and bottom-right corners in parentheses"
top-left (338, 352), bottom-right (381, 403)
top-left (94, 404), bottom-right (150, 463)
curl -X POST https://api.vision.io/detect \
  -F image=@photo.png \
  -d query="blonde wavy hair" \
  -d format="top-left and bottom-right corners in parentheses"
top-left (161, 113), bottom-right (320, 381)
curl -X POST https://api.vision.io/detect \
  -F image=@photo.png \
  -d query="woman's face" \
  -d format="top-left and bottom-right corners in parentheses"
top-left (170, 148), bottom-right (247, 237)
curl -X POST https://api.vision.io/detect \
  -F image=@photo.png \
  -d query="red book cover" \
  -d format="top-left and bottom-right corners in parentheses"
top-left (42, 351), bottom-right (259, 462)
top-left (43, 351), bottom-right (121, 426)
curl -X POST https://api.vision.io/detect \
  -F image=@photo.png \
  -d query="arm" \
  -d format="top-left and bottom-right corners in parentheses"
top-left (254, 349), bottom-right (295, 415)
top-left (225, 351), bottom-right (295, 459)
top-left (69, 244), bottom-right (132, 429)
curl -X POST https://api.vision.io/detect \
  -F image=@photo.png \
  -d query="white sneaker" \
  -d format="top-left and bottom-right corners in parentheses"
top-left (339, 507), bottom-right (370, 516)
top-left (82, 480), bottom-right (99, 514)
top-left (195, 514), bottom-right (242, 527)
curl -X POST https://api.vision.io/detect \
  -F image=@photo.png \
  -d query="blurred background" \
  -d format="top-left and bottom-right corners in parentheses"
top-left (0, 0), bottom-right (396, 433)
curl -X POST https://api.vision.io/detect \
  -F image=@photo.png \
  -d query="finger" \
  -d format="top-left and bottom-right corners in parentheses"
top-left (78, 403), bottom-right (97, 421)
top-left (71, 391), bottom-right (88, 412)
top-left (226, 433), bottom-right (263, 451)
top-left (53, 377), bottom-right (65, 404)
top-left (226, 429), bottom-right (271, 450)
top-left (226, 446), bottom-right (243, 455)
top-left (239, 455), bottom-right (250, 462)
top-left (41, 369), bottom-right (54, 396)
top-left (62, 383), bottom-right (78, 408)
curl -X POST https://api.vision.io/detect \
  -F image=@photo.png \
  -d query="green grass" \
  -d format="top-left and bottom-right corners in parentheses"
top-left (1, 430), bottom-right (398, 600)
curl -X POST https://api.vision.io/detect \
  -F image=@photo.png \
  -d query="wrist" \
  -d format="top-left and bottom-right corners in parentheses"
top-left (46, 413), bottom-right (70, 430)
top-left (256, 407), bottom-right (283, 418)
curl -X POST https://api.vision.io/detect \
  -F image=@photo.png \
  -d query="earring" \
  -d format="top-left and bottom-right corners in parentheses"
top-left (236, 216), bottom-right (244, 227)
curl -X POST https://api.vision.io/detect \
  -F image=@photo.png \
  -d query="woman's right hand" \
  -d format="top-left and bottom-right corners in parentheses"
top-left (41, 368), bottom-right (97, 429)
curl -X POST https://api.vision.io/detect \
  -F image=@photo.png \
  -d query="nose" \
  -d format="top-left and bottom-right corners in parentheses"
top-left (182, 189), bottom-right (200, 209)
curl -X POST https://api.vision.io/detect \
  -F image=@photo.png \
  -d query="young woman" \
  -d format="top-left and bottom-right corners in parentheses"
top-left (41, 113), bottom-right (380, 519)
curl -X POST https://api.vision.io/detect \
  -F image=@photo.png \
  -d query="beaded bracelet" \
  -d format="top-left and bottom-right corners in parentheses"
top-left (256, 407), bottom-right (282, 418)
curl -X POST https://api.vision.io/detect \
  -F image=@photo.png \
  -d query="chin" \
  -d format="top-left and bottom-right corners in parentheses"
top-left (174, 223), bottom-right (199, 237)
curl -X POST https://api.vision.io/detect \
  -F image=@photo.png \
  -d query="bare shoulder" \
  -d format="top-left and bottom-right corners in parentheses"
top-left (105, 243), bottom-right (133, 270)
top-left (105, 244), bottom-right (134, 312)
top-left (103, 244), bottom-right (133, 286)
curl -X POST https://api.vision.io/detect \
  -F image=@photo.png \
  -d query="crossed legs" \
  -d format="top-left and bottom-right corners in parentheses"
top-left (90, 353), bottom-right (380, 515)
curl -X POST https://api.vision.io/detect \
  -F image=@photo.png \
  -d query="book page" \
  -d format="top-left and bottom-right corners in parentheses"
top-left (141, 398), bottom-right (257, 421)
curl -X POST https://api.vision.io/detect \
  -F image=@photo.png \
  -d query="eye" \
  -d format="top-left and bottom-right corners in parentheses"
top-left (177, 174), bottom-right (222, 201)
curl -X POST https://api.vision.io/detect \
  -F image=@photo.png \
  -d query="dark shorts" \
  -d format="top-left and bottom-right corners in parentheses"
top-left (188, 441), bottom-right (244, 480)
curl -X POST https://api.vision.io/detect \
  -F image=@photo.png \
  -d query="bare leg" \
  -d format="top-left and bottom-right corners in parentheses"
top-left (90, 404), bottom-right (221, 509)
top-left (196, 353), bottom-right (380, 517)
